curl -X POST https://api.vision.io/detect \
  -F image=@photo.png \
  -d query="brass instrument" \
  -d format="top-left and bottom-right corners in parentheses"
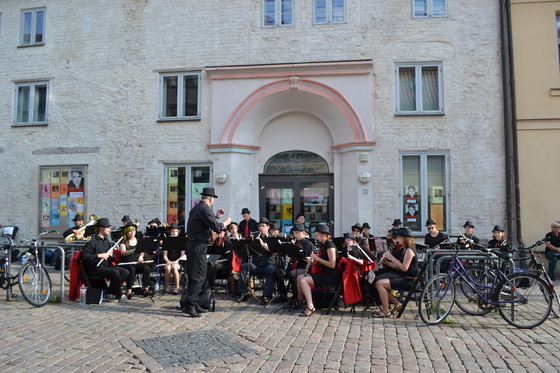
top-left (65, 214), bottom-right (98, 243)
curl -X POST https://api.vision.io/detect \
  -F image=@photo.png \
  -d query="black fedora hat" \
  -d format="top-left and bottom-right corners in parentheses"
top-left (492, 225), bottom-right (504, 232)
top-left (463, 220), bottom-right (475, 228)
top-left (292, 223), bottom-right (306, 232)
top-left (351, 223), bottom-right (362, 231)
top-left (392, 219), bottom-right (403, 227)
top-left (241, 207), bottom-right (250, 214)
top-left (201, 187), bottom-right (218, 198)
top-left (258, 217), bottom-right (270, 226)
top-left (396, 227), bottom-right (413, 237)
top-left (168, 222), bottom-right (180, 230)
top-left (314, 224), bottom-right (330, 234)
top-left (362, 222), bottom-right (371, 229)
top-left (343, 232), bottom-right (356, 240)
top-left (96, 218), bottom-right (111, 228)
top-left (73, 214), bottom-right (84, 222)
top-left (121, 215), bottom-right (131, 222)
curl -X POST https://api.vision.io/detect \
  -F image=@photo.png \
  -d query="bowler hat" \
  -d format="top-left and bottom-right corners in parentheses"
top-left (296, 213), bottom-right (305, 219)
top-left (392, 219), bottom-right (403, 226)
top-left (396, 227), bottom-right (413, 237)
top-left (463, 220), bottom-right (475, 228)
top-left (121, 215), bottom-right (131, 222)
top-left (492, 225), bottom-right (504, 232)
top-left (292, 223), bottom-right (306, 232)
top-left (425, 219), bottom-right (436, 226)
top-left (201, 187), bottom-right (218, 198)
top-left (73, 214), bottom-right (84, 222)
top-left (351, 223), bottom-right (362, 231)
top-left (241, 207), bottom-right (251, 214)
top-left (270, 222), bottom-right (278, 230)
top-left (343, 232), bottom-right (356, 240)
top-left (258, 217), bottom-right (270, 226)
top-left (314, 224), bottom-right (330, 234)
top-left (169, 222), bottom-right (180, 230)
top-left (362, 222), bottom-right (371, 229)
top-left (148, 218), bottom-right (161, 226)
top-left (96, 218), bottom-right (111, 228)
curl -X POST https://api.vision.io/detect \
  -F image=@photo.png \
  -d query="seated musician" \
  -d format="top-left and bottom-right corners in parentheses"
top-left (296, 224), bottom-right (341, 317)
top-left (117, 222), bottom-right (152, 297)
top-left (212, 228), bottom-right (233, 285)
top-left (236, 217), bottom-right (277, 304)
top-left (163, 223), bottom-right (185, 295)
top-left (372, 227), bottom-right (418, 318)
top-left (227, 222), bottom-right (242, 239)
top-left (424, 219), bottom-right (448, 249)
top-left (81, 218), bottom-right (135, 302)
top-left (487, 225), bottom-right (511, 252)
top-left (456, 220), bottom-right (480, 248)
top-left (63, 214), bottom-right (85, 238)
top-left (281, 223), bottom-right (314, 300)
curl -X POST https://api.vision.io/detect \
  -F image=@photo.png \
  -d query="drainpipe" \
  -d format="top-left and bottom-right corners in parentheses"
top-left (499, 0), bottom-right (524, 247)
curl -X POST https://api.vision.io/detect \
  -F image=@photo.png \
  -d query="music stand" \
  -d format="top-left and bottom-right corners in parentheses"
top-left (233, 239), bottom-right (264, 305)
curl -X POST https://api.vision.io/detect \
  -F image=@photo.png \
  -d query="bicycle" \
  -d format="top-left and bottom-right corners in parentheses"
top-left (17, 230), bottom-right (55, 307)
top-left (419, 246), bottom-right (552, 329)
top-left (0, 233), bottom-right (19, 300)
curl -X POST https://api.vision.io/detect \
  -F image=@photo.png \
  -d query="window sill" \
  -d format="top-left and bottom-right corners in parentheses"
top-left (157, 118), bottom-right (201, 123)
top-left (394, 112), bottom-right (445, 116)
top-left (550, 88), bottom-right (560, 97)
top-left (17, 43), bottom-right (45, 48)
top-left (12, 122), bottom-right (48, 127)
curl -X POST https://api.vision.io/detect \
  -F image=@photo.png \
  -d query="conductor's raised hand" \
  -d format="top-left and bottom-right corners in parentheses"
top-left (216, 208), bottom-right (225, 219)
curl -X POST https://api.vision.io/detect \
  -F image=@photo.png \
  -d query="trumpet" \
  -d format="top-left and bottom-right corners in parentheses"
top-left (65, 214), bottom-right (98, 243)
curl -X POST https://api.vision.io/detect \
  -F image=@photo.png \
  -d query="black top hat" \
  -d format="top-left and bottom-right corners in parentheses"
top-left (362, 222), bottom-right (371, 229)
top-left (148, 218), bottom-right (161, 226)
top-left (463, 220), bottom-right (475, 228)
top-left (396, 227), bottom-right (413, 237)
top-left (425, 219), bottom-right (436, 226)
top-left (343, 232), bottom-right (356, 240)
top-left (121, 215), bottom-right (131, 222)
top-left (492, 225), bottom-right (504, 232)
top-left (314, 224), bottom-right (330, 234)
top-left (258, 217), bottom-right (270, 226)
top-left (296, 212), bottom-right (305, 219)
top-left (168, 222), bottom-right (180, 230)
top-left (269, 222), bottom-right (278, 230)
top-left (392, 219), bottom-right (403, 226)
top-left (292, 223), bottom-right (306, 232)
top-left (96, 218), bottom-right (111, 228)
top-left (241, 207), bottom-right (251, 214)
top-left (73, 214), bottom-right (84, 221)
top-left (201, 187), bottom-right (218, 198)
top-left (351, 223), bottom-right (362, 231)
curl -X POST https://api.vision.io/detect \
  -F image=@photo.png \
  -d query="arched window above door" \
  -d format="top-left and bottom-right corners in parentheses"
top-left (264, 151), bottom-right (329, 174)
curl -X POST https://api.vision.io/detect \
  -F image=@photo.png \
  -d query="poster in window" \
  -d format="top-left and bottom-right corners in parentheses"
top-left (68, 168), bottom-right (84, 191)
top-left (270, 188), bottom-right (281, 205)
top-left (430, 186), bottom-right (444, 204)
top-left (281, 189), bottom-right (293, 205)
top-left (405, 203), bottom-right (420, 230)
top-left (168, 167), bottom-right (178, 184)
top-left (281, 205), bottom-right (293, 220)
top-left (404, 185), bottom-right (419, 204)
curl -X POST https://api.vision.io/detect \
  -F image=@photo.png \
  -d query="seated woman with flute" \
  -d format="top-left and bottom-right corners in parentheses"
top-left (117, 222), bottom-right (153, 297)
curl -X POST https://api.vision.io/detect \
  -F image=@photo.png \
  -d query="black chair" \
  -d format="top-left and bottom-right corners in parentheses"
top-left (318, 282), bottom-right (344, 315)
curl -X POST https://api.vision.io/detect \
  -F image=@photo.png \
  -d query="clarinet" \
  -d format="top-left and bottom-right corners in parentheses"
top-left (304, 242), bottom-right (319, 275)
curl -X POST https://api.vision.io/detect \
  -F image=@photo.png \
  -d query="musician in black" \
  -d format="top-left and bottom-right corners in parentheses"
top-left (236, 217), bottom-right (277, 304)
top-left (163, 223), bottom-right (184, 295)
top-left (63, 214), bottom-right (84, 238)
top-left (280, 223), bottom-right (313, 300)
top-left (545, 221), bottom-right (560, 281)
top-left (182, 187), bottom-right (231, 317)
top-left (351, 223), bottom-right (368, 247)
top-left (487, 225), bottom-right (511, 252)
top-left (456, 220), bottom-right (480, 248)
top-left (238, 207), bottom-right (258, 238)
top-left (82, 218), bottom-right (134, 302)
top-left (118, 222), bottom-right (152, 298)
top-left (424, 219), bottom-right (448, 249)
top-left (211, 228), bottom-right (234, 285)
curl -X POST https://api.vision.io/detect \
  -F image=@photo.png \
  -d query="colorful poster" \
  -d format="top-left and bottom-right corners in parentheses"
top-left (41, 169), bottom-right (50, 184)
top-left (41, 183), bottom-right (50, 198)
top-left (281, 189), bottom-right (293, 204)
top-left (41, 198), bottom-right (50, 213)
top-left (51, 184), bottom-right (60, 198)
top-left (51, 198), bottom-right (59, 210)
top-left (60, 184), bottom-right (68, 195)
top-left (168, 184), bottom-right (179, 199)
top-left (281, 205), bottom-right (293, 220)
top-left (50, 210), bottom-right (60, 226)
top-left (60, 170), bottom-right (69, 184)
top-left (51, 169), bottom-right (60, 184)
top-left (41, 213), bottom-right (50, 227)
top-left (270, 189), bottom-right (281, 205)
top-left (191, 183), bottom-right (208, 197)
top-left (168, 167), bottom-right (178, 184)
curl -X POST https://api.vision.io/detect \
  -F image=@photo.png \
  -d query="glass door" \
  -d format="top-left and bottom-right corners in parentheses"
top-left (260, 176), bottom-right (333, 237)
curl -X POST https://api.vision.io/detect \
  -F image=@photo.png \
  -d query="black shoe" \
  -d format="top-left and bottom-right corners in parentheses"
top-left (262, 296), bottom-right (271, 305)
top-left (236, 294), bottom-right (248, 303)
top-left (195, 305), bottom-right (209, 313)
top-left (182, 307), bottom-right (200, 318)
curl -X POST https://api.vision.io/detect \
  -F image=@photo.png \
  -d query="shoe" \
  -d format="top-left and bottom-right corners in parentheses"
top-left (262, 296), bottom-right (271, 305)
top-left (126, 293), bottom-right (134, 300)
top-left (372, 310), bottom-right (391, 318)
top-left (299, 306), bottom-right (316, 317)
top-left (182, 308), bottom-right (200, 318)
top-left (171, 289), bottom-right (180, 295)
top-left (143, 289), bottom-right (153, 297)
top-left (118, 295), bottom-right (129, 303)
top-left (195, 305), bottom-right (209, 313)
top-left (389, 303), bottom-right (403, 316)
top-left (103, 294), bottom-right (117, 303)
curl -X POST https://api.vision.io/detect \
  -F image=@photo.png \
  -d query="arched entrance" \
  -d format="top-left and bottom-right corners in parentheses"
top-left (259, 151), bottom-right (334, 236)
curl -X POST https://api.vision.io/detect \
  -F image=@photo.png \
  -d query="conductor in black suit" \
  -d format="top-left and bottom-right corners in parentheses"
top-left (182, 187), bottom-right (231, 317)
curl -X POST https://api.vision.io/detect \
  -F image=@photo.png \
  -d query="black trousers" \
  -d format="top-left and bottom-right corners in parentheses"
top-left (87, 265), bottom-right (131, 298)
top-left (184, 239), bottom-right (207, 311)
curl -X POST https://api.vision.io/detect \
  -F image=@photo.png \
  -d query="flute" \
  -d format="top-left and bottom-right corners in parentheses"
top-left (97, 237), bottom-right (123, 266)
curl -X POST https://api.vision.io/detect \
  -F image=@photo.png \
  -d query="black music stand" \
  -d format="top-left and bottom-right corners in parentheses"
top-left (161, 236), bottom-right (187, 294)
top-left (233, 239), bottom-right (264, 305)
top-left (267, 238), bottom-right (305, 305)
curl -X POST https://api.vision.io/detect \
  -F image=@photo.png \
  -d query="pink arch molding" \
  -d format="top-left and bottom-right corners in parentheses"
top-left (219, 79), bottom-right (368, 144)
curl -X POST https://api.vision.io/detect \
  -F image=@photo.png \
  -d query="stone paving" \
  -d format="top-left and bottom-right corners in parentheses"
top-left (1, 272), bottom-right (560, 373)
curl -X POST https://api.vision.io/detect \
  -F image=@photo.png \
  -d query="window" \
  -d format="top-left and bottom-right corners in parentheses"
top-left (39, 166), bottom-right (87, 234)
top-left (413, 0), bottom-right (447, 18)
top-left (158, 72), bottom-right (201, 120)
top-left (557, 14), bottom-right (560, 69)
top-left (395, 62), bottom-right (443, 115)
top-left (14, 81), bottom-right (49, 125)
top-left (400, 153), bottom-right (449, 234)
top-left (263, 0), bottom-right (293, 27)
top-left (164, 165), bottom-right (211, 225)
top-left (313, 0), bottom-right (345, 24)
top-left (20, 8), bottom-right (45, 46)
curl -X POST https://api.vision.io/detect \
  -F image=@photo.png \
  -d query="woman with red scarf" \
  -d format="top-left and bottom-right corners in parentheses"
top-left (296, 224), bottom-right (340, 317)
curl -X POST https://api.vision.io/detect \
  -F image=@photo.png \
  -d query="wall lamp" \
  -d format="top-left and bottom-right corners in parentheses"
top-left (215, 172), bottom-right (228, 184)
top-left (359, 171), bottom-right (371, 184)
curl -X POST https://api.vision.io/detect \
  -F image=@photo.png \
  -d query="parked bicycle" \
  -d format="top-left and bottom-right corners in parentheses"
top-left (1, 230), bottom-right (55, 307)
top-left (419, 246), bottom-right (552, 329)
top-left (0, 233), bottom-right (19, 299)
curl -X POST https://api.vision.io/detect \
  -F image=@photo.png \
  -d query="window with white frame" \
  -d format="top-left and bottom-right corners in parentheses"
top-left (164, 164), bottom-right (211, 226)
top-left (263, 0), bottom-right (293, 27)
top-left (158, 72), bottom-right (201, 120)
top-left (395, 62), bottom-right (443, 115)
top-left (14, 81), bottom-right (49, 125)
top-left (313, 0), bottom-right (345, 24)
top-left (20, 8), bottom-right (45, 46)
top-left (400, 152), bottom-right (449, 234)
top-left (413, 0), bottom-right (447, 18)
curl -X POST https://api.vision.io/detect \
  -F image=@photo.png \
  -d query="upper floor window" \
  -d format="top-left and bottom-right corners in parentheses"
top-left (263, 0), bottom-right (293, 27)
top-left (395, 62), bottom-right (444, 115)
top-left (20, 8), bottom-right (45, 46)
top-left (158, 72), bottom-right (201, 121)
top-left (413, 0), bottom-right (447, 18)
top-left (14, 81), bottom-right (49, 126)
top-left (313, 0), bottom-right (345, 24)
top-left (557, 13), bottom-right (560, 70)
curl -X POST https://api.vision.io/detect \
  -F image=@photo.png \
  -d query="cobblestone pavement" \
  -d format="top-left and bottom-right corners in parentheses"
top-left (1, 273), bottom-right (559, 373)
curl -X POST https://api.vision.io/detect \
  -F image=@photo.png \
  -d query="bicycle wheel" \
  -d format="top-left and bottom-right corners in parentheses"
top-left (418, 274), bottom-right (456, 325)
top-left (18, 261), bottom-right (52, 307)
top-left (549, 282), bottom-right (560, 318)
top-left (0, 260), bottom-right (18, 289)
top-left (455, 266), bottom-right (494, 315)
top-left (496, 273), bottom-right (552, 329)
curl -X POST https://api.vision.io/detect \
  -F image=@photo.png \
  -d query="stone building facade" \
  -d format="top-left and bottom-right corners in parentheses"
top-left (0, 0), bottom-right (505, 240)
